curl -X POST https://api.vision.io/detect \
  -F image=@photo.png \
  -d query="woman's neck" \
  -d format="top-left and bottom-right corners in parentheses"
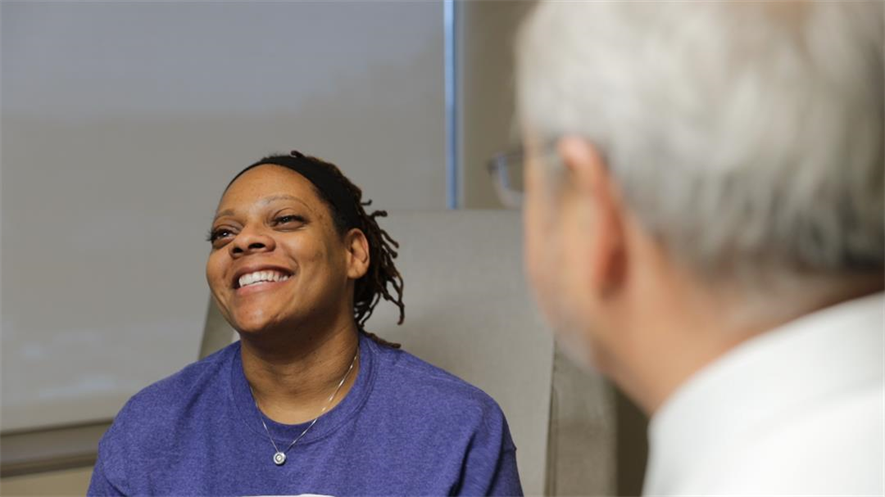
top-left (240, 319), bottom-right (361, 425)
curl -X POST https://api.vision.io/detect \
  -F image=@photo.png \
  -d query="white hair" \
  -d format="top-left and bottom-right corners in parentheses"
top-left (516, 1), bottom-right (883, 285)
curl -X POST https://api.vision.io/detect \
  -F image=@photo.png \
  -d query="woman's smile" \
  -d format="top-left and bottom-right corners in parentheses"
top-left (236, 270), bottom-right (290, 289)
top-left (231, 264), bottom-right (296, 295)
top-left (235, 271), bottom-right (292, 296)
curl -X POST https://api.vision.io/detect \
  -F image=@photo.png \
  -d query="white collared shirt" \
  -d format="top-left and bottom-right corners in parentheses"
top-left (643, 292), bottom-right (884, 496)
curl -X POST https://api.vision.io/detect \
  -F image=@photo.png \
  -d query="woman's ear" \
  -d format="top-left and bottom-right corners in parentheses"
top-left (345, 228), bottom-right (371, 279)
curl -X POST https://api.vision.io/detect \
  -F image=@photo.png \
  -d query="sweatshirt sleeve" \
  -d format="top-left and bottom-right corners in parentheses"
top-left (456, 404), bottom-right (524, 497)
top-left (87, 452), bottom-right (126, 497)
top-left (87, 402), bottom-right (132, 496)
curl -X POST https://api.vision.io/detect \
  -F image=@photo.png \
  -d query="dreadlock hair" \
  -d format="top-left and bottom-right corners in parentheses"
top-left (226, 151), bottom-right (405, 348)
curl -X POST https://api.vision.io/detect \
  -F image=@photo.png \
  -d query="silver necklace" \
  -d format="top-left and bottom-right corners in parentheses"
top-left (249, 346), bottom-right (359, 466)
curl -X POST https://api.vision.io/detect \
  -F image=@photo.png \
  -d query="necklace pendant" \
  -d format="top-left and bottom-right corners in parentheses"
top-left (273, 451), bottom-right (286, 466)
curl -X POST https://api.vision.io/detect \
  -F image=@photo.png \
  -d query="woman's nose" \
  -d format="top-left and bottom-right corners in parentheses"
top-left (229, 227), bottom-right (276, 257)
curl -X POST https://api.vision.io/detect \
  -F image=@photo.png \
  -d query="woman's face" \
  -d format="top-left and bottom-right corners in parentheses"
top-left (206, 164), bottom-right (364, 335)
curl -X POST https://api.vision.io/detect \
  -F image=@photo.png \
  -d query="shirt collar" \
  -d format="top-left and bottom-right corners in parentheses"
top-left (643, 292), bottom-right (884, 495)
top-left (230, 332), bottom-right (379, 445)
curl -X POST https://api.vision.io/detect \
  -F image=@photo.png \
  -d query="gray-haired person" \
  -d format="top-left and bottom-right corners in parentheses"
top-left (506, 2), bottom-right (883, 494)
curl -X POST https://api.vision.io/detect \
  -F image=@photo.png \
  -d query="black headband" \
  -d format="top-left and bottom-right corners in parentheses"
top-left (243, 151), bottom-right (361, 230)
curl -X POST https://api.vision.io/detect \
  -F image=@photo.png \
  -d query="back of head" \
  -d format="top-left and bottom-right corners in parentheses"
top-left (517, 1), bottom-right (883, 298)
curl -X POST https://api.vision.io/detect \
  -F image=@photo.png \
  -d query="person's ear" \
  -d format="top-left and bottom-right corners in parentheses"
top-left (557, 136), bottom-right (627, 298)
top-left (345, 228), bottom-right (370, 280)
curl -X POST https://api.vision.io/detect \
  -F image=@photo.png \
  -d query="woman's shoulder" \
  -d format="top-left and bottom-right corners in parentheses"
top-left (92, 343), bottom-right (241, 492)
top-left (365, 337), bottom-right (518, 454)
top-left (133, 342), bottom-right (235, 402)
top-left (107, 342), bottom-right (239, 433)
top-left (367, 337), bottom-right (507, 421)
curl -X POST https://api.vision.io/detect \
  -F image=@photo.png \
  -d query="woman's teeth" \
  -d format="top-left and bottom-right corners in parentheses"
top-left (238, 270), bottom-right (290, 288)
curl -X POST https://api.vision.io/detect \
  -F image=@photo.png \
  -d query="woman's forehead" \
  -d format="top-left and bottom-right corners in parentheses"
top-left (217, 165), bottom-right (322, 214)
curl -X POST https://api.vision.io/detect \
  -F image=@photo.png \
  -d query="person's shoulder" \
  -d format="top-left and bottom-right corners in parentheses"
top-left (94, 342), bottom-right (240, 490)
top-left (105, 342), bottom-right (238, 437)
top-left (689, 384), bottom-right (884, 494)
top-left (128, 342), bottom-right (235, 409)
top-left (369, 339), bottom-right (508, 425)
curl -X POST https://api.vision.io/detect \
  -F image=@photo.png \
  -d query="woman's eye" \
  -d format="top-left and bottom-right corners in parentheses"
top-left (207, 229), bottom-right (233, 243)
top-left (274, 215), bottom-right (305, 226)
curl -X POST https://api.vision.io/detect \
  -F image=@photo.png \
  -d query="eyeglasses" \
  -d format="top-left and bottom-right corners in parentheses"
top-left (487, 141), bottom-right (563, 209)
top-left (486, 147), bottom-right (527, 209)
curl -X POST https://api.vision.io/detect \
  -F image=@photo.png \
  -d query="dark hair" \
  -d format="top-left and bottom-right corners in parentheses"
top-left (228, 151), bottom-right (405, 348)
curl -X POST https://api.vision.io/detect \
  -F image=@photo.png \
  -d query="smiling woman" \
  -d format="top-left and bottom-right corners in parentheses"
top-left (87, 152), bottom-right (523, 496)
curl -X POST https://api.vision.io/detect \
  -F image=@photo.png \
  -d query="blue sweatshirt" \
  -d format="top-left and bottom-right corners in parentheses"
top-left (88, 332), bottom-right (523, 496)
